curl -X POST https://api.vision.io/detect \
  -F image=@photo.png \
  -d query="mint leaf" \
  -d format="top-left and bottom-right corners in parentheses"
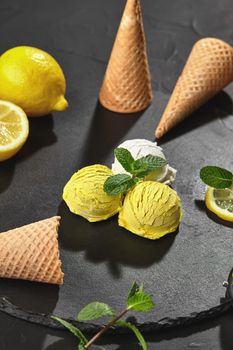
top-left (132, 162), bottom-right (148, 177)
top-left (137, 155), bottom-right (167, 170)
top-left (128, 282), bottom-right (140, 299)
top-left (132, 156), bottom-right (167, 178)
top-left (116, 320), bottom-right (147, 350)
top-left (104, 174), bottom-right (137, 195)
top-left (200, 166), bottom-right (233, 189)
top-left (77, 302), bottom-right (114, 321)
top-left (127, 283), bottom-right (155, 312)
top-left (114, 148), bottom-right (135, 173)
top-left (52, 316), bottom-right (87, 345)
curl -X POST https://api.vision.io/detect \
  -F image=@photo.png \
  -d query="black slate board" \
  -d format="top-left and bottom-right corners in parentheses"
top-left (1, 0), bottom-right (233, 333)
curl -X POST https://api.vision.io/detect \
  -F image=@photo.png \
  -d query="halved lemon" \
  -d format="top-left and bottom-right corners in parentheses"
top-left (0, 100), bottom-right (29, 161)
top-left (205, 186), bottom-right (233, 222)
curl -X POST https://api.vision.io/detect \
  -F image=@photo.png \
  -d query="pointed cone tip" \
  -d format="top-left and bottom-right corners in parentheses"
top-left (155, 127), bottom-right (163, 139)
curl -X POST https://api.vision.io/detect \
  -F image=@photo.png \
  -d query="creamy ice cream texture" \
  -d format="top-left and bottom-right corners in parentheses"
top-left (119, 181), bottom-right (182, 240)
top-left (63, 164), bottom-right (122, 222)
top-left (112, 139), bottom-right (176, 184)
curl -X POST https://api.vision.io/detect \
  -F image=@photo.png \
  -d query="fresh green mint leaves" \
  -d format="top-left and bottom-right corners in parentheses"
top-left (77, 302), bottom-right (114, 321)
top-left (116, 320), bottom-right (148, 350)
top-left (104, 173), bottom-right (138, 196)
top-left (114, 148), bottom-right (135, 173)
top-left (133, 155), bottom-right (167, 178)
top-left (52, 282), bottom-right (155, 350)
top-left (51, 316), bottom-right (88, 347)
top-left (127, 282), bottom-right (155, 312)
top-left (200, 166), bottom-right (233, 189)
top-left (104, 147), bottom-right (167, 196)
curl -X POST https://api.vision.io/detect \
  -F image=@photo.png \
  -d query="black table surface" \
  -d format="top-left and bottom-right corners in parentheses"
top-left (1, 0), bottom-right (233, 349)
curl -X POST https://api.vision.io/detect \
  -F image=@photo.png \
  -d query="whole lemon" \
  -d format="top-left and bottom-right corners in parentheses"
top-left (0, 46), bottom-right (68, 116)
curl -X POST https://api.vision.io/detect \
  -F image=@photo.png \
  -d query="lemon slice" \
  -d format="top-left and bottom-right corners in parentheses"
top-left (205, 186), bottom-right (233, 222)
top-left (0, 100), bottom-right (29, 161)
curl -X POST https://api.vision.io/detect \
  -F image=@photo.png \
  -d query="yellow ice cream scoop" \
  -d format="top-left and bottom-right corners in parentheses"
top-left (63, 165), bottom-right (122, 222)
top-left (118, 181), bottom-right (182, 240)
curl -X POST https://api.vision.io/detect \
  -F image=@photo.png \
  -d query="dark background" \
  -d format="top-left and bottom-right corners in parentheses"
top-left (1, 0), bottom-right (233, 349)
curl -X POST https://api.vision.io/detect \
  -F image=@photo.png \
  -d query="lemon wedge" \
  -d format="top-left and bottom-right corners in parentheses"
top-left (0, 100), bottom-right (29, 161)
top-left (205, 186), bottom-right (233, 222)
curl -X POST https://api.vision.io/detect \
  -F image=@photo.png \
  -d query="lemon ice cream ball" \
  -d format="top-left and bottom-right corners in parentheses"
top-left (63, 165), bottom-right (122, 222)
top-left (118, 181), bottom-right (182, 240)
top-left (0, 46), bottom-right (68, 116)
top-left (112, 139), bottom-right (176, 184)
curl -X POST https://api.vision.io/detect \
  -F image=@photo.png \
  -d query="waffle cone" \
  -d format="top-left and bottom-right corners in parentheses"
top-left (0, 216), bottom-right (64, 285)
top-left (99, 0), bottom-right (153, 113)
top-left (155, 38), bottom-right (233, 138)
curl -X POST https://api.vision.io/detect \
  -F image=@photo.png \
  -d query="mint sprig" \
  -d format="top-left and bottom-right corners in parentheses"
top-left (52, 282), bottom-right (155, 350)
top-left (127, 282), bottom-right (155, 312)
top-left (116, 320), bottom-right (148, 350)
top-left (114, 148), bottom-right (135, 173)
top-left (77, 302), bottom-right (114, 321)
top-left (104, 148), bottom-right (167, 196)
top-left (133, 155), bottom-right (167, 178)
top-left (200, 166), bottom-right (233, 189)
top-left (51, 316), bottom-right (88, 347)
top-left (104, 174), bottom-right (138, 196)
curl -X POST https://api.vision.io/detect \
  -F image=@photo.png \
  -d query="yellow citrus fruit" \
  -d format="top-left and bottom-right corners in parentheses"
top-left (0, 46), bottom-right (68, 117)
top-left (205, 186), bottom-right (233, 222)
top-left (0, 100), bottom-right (29, 161)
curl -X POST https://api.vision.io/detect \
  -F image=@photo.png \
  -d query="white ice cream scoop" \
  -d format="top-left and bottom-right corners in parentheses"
top-left (112, 139), bottom-right (176, 185)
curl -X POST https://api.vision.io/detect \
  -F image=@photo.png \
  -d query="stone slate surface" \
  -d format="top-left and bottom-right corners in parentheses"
top-left (0, 0), bottom-right (233, 349)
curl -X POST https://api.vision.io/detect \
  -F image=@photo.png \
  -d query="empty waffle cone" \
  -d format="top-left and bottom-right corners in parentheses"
top-left (0, 216), bottom-right (64, 285)
top-left (155, 38), bottom-right (233, 138)
top-left (99, 0), bottom-right (153, 113)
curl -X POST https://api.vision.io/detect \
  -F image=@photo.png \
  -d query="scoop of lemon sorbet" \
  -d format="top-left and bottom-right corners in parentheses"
top-left (118, 181), bottom-right (182, 240)
top-left (63, 165), bottom-right (122, 222)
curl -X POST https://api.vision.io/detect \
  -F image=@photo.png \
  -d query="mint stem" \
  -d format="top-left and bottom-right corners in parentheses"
top-left (84, 308), bottom-right (129, 349)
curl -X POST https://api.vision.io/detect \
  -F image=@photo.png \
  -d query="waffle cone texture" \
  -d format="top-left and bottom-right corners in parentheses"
top-left (155, 38), bottom-right (233, 138)
top-left (0, 216), bottom-right (64, 285)
top-left (99, 0), bottom-right (153, 113)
